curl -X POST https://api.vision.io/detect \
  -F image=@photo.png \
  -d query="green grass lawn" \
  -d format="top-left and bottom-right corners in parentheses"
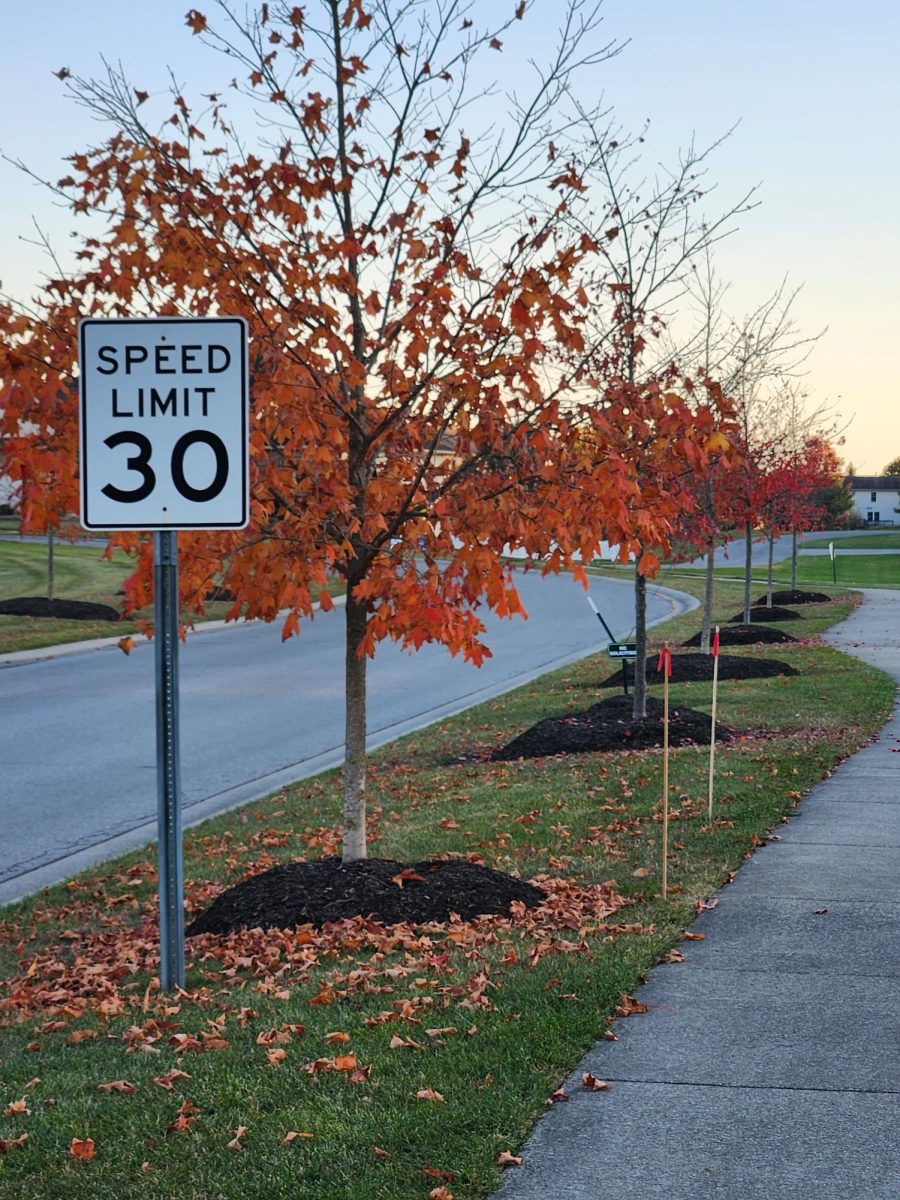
top-left (0, 574), bottom-right (894, 1199)
top-left (678, 551), bottom-right (900, 592)
top-left (820, 531), bottom-right (900, 549)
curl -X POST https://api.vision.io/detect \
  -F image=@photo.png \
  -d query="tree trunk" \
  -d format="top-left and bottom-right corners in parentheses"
top-left (700, 547), bottom-right (715, 654)
top-left (342, 587), bottom-right (368, 862)
top-left (47, 527), bottom-right (54, 602)
top-left (743, 522), bottom-right (753, 624)
top-left (632, 569), bottom-right (647, 720)
top-left (791, 527), bottom-right (798, 590)
top-left (766, 533), bottom-right (774, 607)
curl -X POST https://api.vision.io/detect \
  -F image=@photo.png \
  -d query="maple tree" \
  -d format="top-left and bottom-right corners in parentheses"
top-left (0, 1), bottom-right (737, 851)
top-left (757, 434), bottom-right (846, 596)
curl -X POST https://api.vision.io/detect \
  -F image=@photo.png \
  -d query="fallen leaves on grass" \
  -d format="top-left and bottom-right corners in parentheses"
top-left (497, 1150), bottom-right (523, 1165)
top-left (3, 1098), bottom-right (29, 1116)
top-left (416, 1088), bottom-right (444, 1102)
top-left (168, 1100), bottom-right (200, 1133)
top-left (70, 1136), bottom-right (96, 1160)
top-left (97, 1080), bottom-right (136, 1094)
top-left (0, 1132), bottom-right (29, 1153)
top-left (226, 1125), bottom-right (247, 1150)
top-left (153, 1069), bottom-right (190, 1091)
top-left (0, 873), bottom-right (629, 1033)
top-left (282, 1131), bottom-right (314, 1144)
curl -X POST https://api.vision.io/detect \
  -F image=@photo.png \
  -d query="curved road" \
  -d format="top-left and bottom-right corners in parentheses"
top-left (0, 571), bottom-right (694, 904)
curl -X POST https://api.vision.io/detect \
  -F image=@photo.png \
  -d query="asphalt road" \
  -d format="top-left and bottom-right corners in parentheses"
top-left (0, 570), bottom-right (694, 904)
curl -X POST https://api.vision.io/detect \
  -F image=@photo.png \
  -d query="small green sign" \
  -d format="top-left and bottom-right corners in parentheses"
top-left (607, 642), bottom-right (638, 659)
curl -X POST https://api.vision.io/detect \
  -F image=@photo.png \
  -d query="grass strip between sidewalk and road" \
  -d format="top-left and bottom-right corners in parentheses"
top-left (0, 574), bottom-right (895, 1199)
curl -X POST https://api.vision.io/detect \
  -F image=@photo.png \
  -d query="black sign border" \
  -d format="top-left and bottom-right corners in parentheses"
top-left (79, 316), bottom-right (249, 531)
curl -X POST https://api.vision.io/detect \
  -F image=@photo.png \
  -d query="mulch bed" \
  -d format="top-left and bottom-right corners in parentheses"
top-left (600, 653), bottom-right (799, 688)
top-left (490, 694), bottom-right (734, 762)
top-left (683, 624), bottom-right (798, 647)
top-left (185, 857), bottom-right (545, 935)
top-left (0, 596), bottom-right (120, 621)
top-left (754, 589), bottom-right (831, 605)
top-left (729, 605), bottom-right (801, 623)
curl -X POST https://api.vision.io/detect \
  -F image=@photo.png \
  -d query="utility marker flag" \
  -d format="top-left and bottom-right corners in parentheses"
top-left (708, 625), bottom-right (721, 820)
top-left (659, 642), bottom-right (672, 898)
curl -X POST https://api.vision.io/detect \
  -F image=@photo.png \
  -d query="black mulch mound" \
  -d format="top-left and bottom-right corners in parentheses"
top-left (729, 605), bottom-right (802, 623)
top-left (491, 695), bottom-right (734, 763)
top-left (754, 589), bottom-right (831, 606)
top-left (185, 857), bottom-right (545, 936)
top-left (683, 624), bottom-right (798, 647)
top-left (600, 653), bottom-right (799, 688)
top-left (0, 596), bottom-right (120, 621)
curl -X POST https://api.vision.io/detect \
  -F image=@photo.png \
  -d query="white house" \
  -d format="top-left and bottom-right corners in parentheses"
top-left (845, 475), bottom-right (900, 525)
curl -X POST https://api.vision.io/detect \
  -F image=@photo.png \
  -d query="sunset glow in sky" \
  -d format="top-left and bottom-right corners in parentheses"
top-left (2, 0), bottom-right (897, 471)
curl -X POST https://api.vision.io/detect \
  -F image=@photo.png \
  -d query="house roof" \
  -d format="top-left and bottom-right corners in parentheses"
top-left (845, 475), bottom-right (900, 490)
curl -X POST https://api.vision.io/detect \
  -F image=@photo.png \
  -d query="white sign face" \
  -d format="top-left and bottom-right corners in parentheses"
top-left (79, 317), bottom-right (249, 530)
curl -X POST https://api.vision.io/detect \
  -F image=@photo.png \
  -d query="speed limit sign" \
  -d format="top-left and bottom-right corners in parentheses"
top-left (79, 317), bottom-right (249, 530)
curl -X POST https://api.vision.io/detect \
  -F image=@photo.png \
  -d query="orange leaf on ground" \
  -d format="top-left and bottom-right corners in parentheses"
top-left (391, 868), bottom-right (426, 887)
top-left (416, 1088), bottom-right (444, 1102)
top-left (153, 1069), bottom-right (191, 1091)
top-left (227, 1125), bottom-right (247, 1150)
top-left (70, 1137), bottom-right (96, 1160)
top-left (615, 994), bottom-right (649, 1017)
top-left (282, 1131), bottom-right (315, 1145)
top-left (0, 1133), bottom-right (29, 1153)
top-left (582, 1073), bottom-right (610, 1091)
top-left (98, 1080), bottom-right (137, 1094)
top-left (497, 1150), bottom-right (523, 1165)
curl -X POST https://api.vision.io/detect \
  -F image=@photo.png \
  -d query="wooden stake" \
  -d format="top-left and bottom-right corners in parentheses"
top-left (708, 625), bottom-right (720, 821)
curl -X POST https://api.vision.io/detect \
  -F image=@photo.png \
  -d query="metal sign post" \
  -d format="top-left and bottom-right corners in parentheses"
top-left (79, 316), bottom-right (249, 994)
top-left (154, 530), bottom-right (184, 991)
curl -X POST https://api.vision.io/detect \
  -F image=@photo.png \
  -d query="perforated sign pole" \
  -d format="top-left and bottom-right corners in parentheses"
top-left (154, 530), bottom-right (184, 992)
top-left (79, 317), bottom-right (248, 993)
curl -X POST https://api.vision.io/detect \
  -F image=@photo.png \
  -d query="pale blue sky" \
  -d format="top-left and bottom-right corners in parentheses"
top-left (2, 0), bottom-right (897, 471)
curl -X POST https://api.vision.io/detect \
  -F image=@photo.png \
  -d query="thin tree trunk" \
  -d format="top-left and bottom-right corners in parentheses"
top-left (47, 527), bottom-right (54, 601)
top-left (791, 527), bottom-right (798, 590)
top-left (743, 522), bottom-right (753, 624)
top-left (700, 547), bottom-right (715, 654)
top-left (766, 533), bottom-right (774, 607)
top-left (342, 587), bottom-right (368, 862)
top-left (632, 569), bottom-right (647, 720)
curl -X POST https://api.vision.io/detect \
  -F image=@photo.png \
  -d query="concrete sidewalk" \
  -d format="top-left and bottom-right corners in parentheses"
top-left (495, 588), bottom-right (899, 1200)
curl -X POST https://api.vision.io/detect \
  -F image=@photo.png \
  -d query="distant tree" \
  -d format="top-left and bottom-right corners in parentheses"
top-left (881, 456), bottom-right (900, 476)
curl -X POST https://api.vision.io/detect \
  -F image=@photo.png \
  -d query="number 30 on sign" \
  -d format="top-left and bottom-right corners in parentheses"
top-left (79, 317), bottom-right (249, 531)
